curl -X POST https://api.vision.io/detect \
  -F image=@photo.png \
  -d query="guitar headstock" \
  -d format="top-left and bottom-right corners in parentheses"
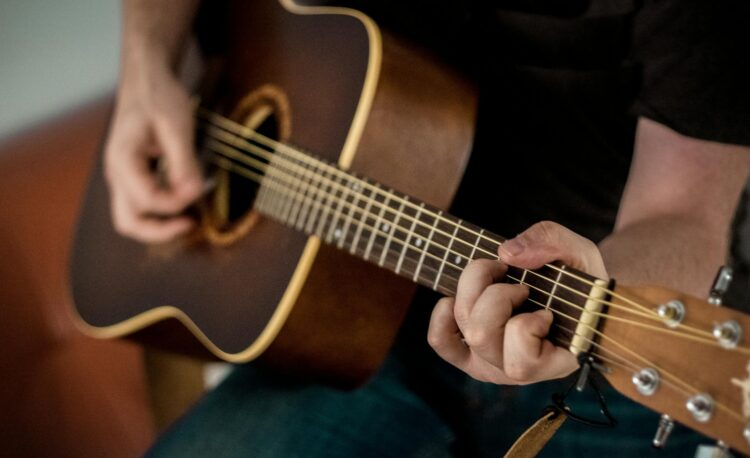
top-left (594, 281), bottom-right (750, 454)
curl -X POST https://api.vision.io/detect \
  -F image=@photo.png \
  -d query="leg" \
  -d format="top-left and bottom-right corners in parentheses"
top-left (147, 358), bottom-right (454, 458)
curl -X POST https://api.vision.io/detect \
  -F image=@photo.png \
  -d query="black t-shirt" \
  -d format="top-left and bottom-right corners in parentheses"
top-left (345, 0), bottom-right (750, 242)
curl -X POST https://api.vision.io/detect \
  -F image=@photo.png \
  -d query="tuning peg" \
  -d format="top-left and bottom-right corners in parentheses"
top-left (708, 266), bottom-right (733, 306)
top-left (652, 414), bottom-right (675, 448)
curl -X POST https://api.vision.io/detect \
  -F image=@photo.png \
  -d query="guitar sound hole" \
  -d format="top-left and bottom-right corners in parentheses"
top-left (201, 84), bottom-right (291, 246)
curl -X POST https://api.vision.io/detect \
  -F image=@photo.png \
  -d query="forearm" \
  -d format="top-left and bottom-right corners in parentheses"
top-left (121, 0), bottom-right (200, 73)
top-left (598, 118), bottom-right (750, 299)
top-left (599, 215), bottom-right (728, 298)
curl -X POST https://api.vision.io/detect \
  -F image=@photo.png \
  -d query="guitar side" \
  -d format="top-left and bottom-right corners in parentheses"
top-left (71, 0), bottom-right (477, 387)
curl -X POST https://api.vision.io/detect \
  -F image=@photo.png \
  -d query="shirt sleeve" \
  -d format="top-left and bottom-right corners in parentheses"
top-left (631, 0), bottom-right (750, 146)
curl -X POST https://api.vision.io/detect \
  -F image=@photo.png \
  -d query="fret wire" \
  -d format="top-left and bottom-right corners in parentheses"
top-left (259, 164), bottom-right (282, 218)
top-left (313, 167), bottom-right (335, 237)
top-left (268, 159), bottom-right (290, 219)
top-left (364, 188), bottom-right (391, 261)
top-left (434, 218), bottom-right (462, 290)
top-left (255, 161), bottom-right (275, 215)
top-left (350, 182), bottom-right (379, 255)
top-left (324, 174), bottom-right (350, 243)
top-left (379, 196), bottom-right (407, 267)
top-left (338, 185), bottom-right (365, 251)
top-left (295, 160), bottom-right (317, 231)
top-left (413, 211), bottom-right (442, 283)
top-left (289, 156), bottom-right (313, 229)
top-left (337, 179), bottom-right (363, 249)
top-left (295, 161), bottom-right (320, 232)
top-left (299, 163), bottom-right (319, 233)
top-left (279, 151), bottom-right (302, 224)
top-left (303, 162), bottom-right (324, 235)
top-left (469, 229), bottom-right (484, 261)
top-left (396, 202), bottom-right (423, 274)
top-left (546, 267), bottom-right (564, 310)
top-left (254, 174), bottom-right (270, 214)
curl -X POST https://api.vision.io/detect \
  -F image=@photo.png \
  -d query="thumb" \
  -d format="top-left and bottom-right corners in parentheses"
top-left (498, 221), bottom-right (608, 279)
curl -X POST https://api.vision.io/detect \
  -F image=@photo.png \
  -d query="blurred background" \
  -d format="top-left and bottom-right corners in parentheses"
top-left (0, 0), bottom-right (119, 138)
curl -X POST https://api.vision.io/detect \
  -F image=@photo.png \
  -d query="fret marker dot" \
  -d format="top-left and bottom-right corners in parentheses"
top-left (415, 238), bottom-right (423, 247)
top-left (454, 255), bottom-right (462, 265)
top-left (333, 228), bottom-right (342, 239)
top-left (382, 223), bottom-right (390, 232)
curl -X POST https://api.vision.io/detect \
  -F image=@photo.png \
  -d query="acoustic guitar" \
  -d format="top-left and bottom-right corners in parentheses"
top-left (71, 0), bottom-right (750, 453)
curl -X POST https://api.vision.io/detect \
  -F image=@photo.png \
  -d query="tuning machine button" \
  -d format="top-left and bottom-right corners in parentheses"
top-left (652, 414), bottom-right (675, 448)
top-left (686, 393), bottom-right (714, 423)
top-left (632, 368), bottom-right (660, 396)
top-left (657, 300), bottom-right (685, 328)
top-left (709, 266), bottom-right (733, 306)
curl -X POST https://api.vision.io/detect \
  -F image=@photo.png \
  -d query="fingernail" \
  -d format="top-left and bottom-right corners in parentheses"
top-left (499, 237), bottom-right (524, 258)
top-left (536, 309), bottom-right (553, 324)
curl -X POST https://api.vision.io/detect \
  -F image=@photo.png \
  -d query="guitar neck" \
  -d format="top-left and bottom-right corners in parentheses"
top-left (245, 142), bottom-right (605, 349)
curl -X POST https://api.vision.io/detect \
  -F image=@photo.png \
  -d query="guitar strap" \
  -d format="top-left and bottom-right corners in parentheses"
top-left (504, 407), bottom-right (568, 458)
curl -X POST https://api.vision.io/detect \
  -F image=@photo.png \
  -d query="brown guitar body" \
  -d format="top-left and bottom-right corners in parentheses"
top-left (72, 0), bottom-right (477, 387)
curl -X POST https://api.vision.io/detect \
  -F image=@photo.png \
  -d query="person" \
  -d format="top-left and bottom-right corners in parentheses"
top-left (105, 0), bottom-right (750, 456)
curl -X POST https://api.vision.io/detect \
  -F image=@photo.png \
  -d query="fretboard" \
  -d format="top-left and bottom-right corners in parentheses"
top-left (252, 149), bottom-right (603, 348)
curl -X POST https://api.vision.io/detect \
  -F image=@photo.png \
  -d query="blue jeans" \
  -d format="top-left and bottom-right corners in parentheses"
top-left (147, 351), bottom-right (706, 457)
top-left (147, 358), bottom-right (454, 457)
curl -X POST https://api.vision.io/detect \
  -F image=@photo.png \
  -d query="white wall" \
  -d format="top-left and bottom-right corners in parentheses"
top-left (0, 0), bottom-right (120, 139)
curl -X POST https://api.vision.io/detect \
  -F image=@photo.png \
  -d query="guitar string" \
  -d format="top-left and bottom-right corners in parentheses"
top-left (204, 109), bottom-right (715, 333)
top-left (198, 109), bottom-right (667, 320)
top-left (209, 121), bottom-right (739, 352)
top-left (210, 150), bottom-right (746, 422)
top-left (202, 130), bottom-right (720, 343)
top-left (205, 141), bottom-right (731, 348)
top-left (200, 113), bottom-right (730, 338)
top-left (207, 146), bottom-right (741, 354)
top-left (206, 132), bottom-right (681, 328)
top-left (202, 124), bottom-right (688, 324)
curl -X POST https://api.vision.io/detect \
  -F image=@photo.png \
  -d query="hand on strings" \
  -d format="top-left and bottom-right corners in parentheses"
top-left (104, 54), bottom-right (203, 243)
top-left (427, 221), bottom-right (609, 385)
